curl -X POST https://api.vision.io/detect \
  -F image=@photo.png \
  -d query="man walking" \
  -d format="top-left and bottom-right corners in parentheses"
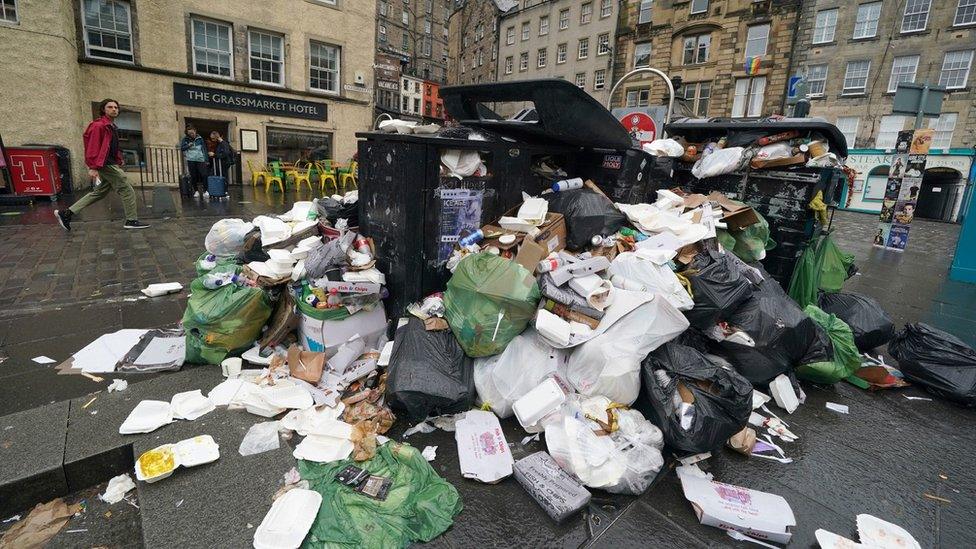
top-left (55, 99), bottom-right (149, 231)
top-left (180, 125), bottom-right (209, 198)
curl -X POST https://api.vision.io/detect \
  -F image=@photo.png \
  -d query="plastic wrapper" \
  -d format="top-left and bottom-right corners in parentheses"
top-left (641, 342), bottom-right (753, 454)
top-left (386, 318), bottom-right (475, 421)
top-left (681, 252), bottom-right (755, 329)
top-left (818, 292), bottom-right (895, 352)
top-left (205, 218), bottom-right (253, 257)
top-left (691, 147), bottom-right (745, 179)
top-left (544, 188), bottom-right (627, 250)
top-left (608, 250), bottom-right (694, 311)
top-left (443, 253), bottom-right (541, 357)
top-left (888, 323), bottom-right (976, 406)
top-left (796, 306), bottom-right (861, 385)
top-left (317, 196), bottom-right (359, 227)
top-left (239, 421), bottom-right (281, 456)
top-left (182, 274), bottom-right (272, 365)
top-left (473, 328), bottom-right (560, 418)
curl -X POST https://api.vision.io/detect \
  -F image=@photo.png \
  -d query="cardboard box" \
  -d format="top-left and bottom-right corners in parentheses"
top-left (487, 207), bottom-right (568, 254)
top-left (455, 410), bottom-right (514, 483)
top-left (707, 192), bottom-right (759, 231)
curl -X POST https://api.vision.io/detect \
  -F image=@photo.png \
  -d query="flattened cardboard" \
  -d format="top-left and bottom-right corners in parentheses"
top-left (455, 410), bottom-right (514, 483)
top-left (515, 238), bottom-right (550, 274)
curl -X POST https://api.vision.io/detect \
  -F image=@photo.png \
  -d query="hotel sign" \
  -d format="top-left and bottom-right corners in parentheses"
top-left (173, 83), bottom-right (327, 121)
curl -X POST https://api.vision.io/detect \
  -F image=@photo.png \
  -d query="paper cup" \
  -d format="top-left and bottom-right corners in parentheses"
top-left (221, 357), bottom-right (242, 378)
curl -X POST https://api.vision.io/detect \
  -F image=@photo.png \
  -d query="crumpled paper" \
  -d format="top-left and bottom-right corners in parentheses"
top-left (0, 498), bottom-right (81, 549)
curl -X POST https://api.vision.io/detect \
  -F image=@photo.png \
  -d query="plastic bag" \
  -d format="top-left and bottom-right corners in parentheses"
top-left (441, 149), bottom-right (486, 178)
top-left (566, 294), bottom-right (689, 405)
top-left (386, 318), bottom-right (475, 421)
top-left (609, 250), bottom-right (694, 311)
top-left (753, 142), bottom-right (793, 162)
top-left (239, 421), bottom-right (281, 456)
top-left (643, 139), bottom-right (685, 158)
top-left (680, 252), bottom-right (755, 329)
top-left (818, 292), bottom-right (895, 352)
top-left (640, 341), bottom-right (753, 454)
top-left (181, 274), bottom-right (273, 364)
top-left (716, 211), bottom-right (774, 264)
top-left (473, 328), bottom-right (560, 418)
top-left (443, 253), bottom-right (541, 357)
top-left (795, 305), bottom-right (861, 384)
top-left (691, 147), bottom-right (745, 179)
top-left (205, 219), bottom-right (254, 258)
top-left (788, 235), bottom-right (856, 308)
top-left (317, 196), bottom-right (359, 226)
top-left (888, 323), bottom-right (976, 405)
top-left (544, 188), bottom-right (627, 250)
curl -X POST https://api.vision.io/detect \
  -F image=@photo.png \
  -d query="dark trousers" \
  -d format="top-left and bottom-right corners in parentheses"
top-left (187, 161), bottom-right (209, 193)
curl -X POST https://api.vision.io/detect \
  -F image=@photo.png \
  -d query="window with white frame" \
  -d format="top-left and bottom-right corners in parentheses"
top-left (537, 48), bottom-right (547, 67)
top-left (836, 117), bottom-right (859, 148)
top-left (83, 0), bottom-right (134, 62)
top-left (402, 10), bottom-right (408, 25)
top-left (575, 72), bottom-right (586, 88)
top-left (476, 47), bottom-right (483, 65)
top-left (601, 0), bottom-right (612, 18)
top-left (505, 56), bottom-right (513, 74)
top-left (581, 2), bottom-right (592, 24)
top-left (1, 0), bottom-right (18, 22)
top-left (901, 0), bottom-right (931, 33)
top-left (682, 34), bottom-right (710, 64)
top-left (519, 52), bottom-right (528, 71)
top-left (731, 76), bottom-right (766, 118)
top-left (638, 0), bottom-right (653, 24)
top-left (939, 50), bottom-right (973, 89)
top-left (806, 64), bottom-right (828, 97)
top-left (249, 30), bottom-right (283, 85)
top-left (625, 88), bottom-right (650, 107)
top-left (506, 26), bottom-right (515, 45)
top-left (956, 0), bottom-right (976, 26)
top-left (876, 115), bottom-right (905, 149)
top-left (402, 33), bottom-right (409, 51)
top-left (425, 19), bottom-right (432, 34)
top-left (888, 55), bottom-right (919, 93)
top-left (928, 113), bottom-right (957, 149)
top-left (540, 15), bottom-right (549, 35)
top-left (557, 43), bottom-right (567, 63)
top-left (309, 41), bottom-right (340, 93)
top-left (379, 24), bottom-right (387, 43)
top-left (744, 24), bottom-right (768, 59)
top-left (634, 42), bottom-right (651, 68)
top-left (843, 60), bottom-right (871, 94)
top-left (192, 18), bottom-right (232, 77)
top-left (813, 9), bottom-right (838, 43)
top-left (522, 21), bottom-right (530, 40)
top-left (594, 69), bottom-right (606, 89)
top-left (559, 9), bottom-right (569, 29)
top-left (691, 0), bottom-right (708, 14)
top-left (379, 1), bottom-right (388, 17)
top-left (854, 2), bottom-right (882, 38)
top-left (578, 38), bottom-right (588, 59)
top-left (682, 81), bottom-right (711, 117)
top-left (597, 33), bottom-right (610, 55)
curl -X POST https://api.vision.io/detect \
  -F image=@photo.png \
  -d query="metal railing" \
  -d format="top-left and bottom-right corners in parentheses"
top-left (139, 146), bottom-right (183, 188)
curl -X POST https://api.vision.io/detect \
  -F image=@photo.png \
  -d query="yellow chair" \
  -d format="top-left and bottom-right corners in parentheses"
top-left (259, 161), bottom-right (285, 193)
top-left (246, 160), bottom-right (272, 188)
top-left (317, 160), bottom-right (338, 196)
top-left (292, 161), bottom-right (314, 192)
top-left (338, 161), bottom-right (358, 193)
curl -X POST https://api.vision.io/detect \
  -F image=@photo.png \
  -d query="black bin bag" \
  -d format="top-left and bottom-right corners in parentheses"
top-left (818, 292), bottom-right (895, 352)
top-left (544, 188), bottom-right (626, 250)
top-left (888, 323), bottom-right (976, 406)
top-left (640, 342), bottom-right (753, 454)
top-left (386, 318), bottom-right (475, 421)
top-left (681, 252), bottom-right (754, 330)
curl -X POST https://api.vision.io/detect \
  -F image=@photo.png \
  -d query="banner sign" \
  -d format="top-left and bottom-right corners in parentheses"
top-left (173, 83), bottom-right (327, 121)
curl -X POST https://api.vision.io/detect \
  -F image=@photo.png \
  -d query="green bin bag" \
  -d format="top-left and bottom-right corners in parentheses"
top-left (194, 252), bottom-right (239, 276)
top-left (796, 305), bottom-right (861, 384)
top-left (298, 442), bottom-right (462, 549)
top-left (443, 253), bottom-right (541, 357)
top-left (181, 275), bottom-right (272, 364)
top-left (716, 211), bottom-right (775, 264)
top-left (788, 235), bottom-right (855, 308)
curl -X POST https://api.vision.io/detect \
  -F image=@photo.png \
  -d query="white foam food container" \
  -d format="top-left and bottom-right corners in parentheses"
top-left (513, 378), bottom-right (567, 433)
top-left (253, 488), bottom-right (323, 549)
top-left (119, 400), bottom-right (174, 435)
top-left (135, 435), bottom-right (220, 483)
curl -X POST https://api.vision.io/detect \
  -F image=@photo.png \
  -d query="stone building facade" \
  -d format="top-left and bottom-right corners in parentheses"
top-left (447, 0), bottom-right (515, 85)
top-left (611, 0), bottom-right (801, 119)
top-left (376, 0), bottom-right (453, 84)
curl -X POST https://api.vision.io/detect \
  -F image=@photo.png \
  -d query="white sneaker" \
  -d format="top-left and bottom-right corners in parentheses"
top-left (194, 191), bottom-right (201, 198)
top-left (203, 191), bottom-right (210, 198)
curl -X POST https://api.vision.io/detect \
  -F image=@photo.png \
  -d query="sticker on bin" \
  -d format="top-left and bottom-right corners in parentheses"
top-left (135, 435), bottom-right (220, 483)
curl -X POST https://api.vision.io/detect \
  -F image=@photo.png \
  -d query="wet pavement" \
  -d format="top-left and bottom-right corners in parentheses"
top-left (0, 186), bottom-right (974, 547)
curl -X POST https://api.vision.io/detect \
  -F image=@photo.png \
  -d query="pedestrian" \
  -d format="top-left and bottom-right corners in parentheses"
top-left (208, 130), bottom-right (235, 180)
top-left (180, 125), bottom-right (209, 198)
top-left (55, 99), bottom-right (149, 231)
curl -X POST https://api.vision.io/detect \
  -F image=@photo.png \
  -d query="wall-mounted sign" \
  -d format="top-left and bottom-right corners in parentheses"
top-left (173, 83), bottom-right (327, 121)
top-left (240, 129), bottom-right (259, 152)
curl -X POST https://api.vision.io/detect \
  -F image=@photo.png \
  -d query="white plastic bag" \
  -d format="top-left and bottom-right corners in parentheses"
top-left (473, 328), bottom-right (560, 418)
top-left (205, 219), bottom-right (253, 257)
top-left (609, 250), bottom-right (694, 311)
top-left (753, 142), bottom-right (793, 162)
top-left (643, 139), bottom-right (685, 158)
top-left (565, 295), bottom-right (689, 405)
top-left (691, 147), bottom-right (745, 179)
top-left (441, 149), bottom-right (486, 178)
top-left (239, 421), bottom-right (282, 456)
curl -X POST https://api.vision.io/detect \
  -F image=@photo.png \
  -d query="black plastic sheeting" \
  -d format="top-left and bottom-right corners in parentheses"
top-left (385, 318), bottom-right (476, 421)
top-left (681, 252), bottom-right (754, 330)
top-left (818, 292), bottom-right (895, 352)
top-left (544, 188), bottom-right (626, 250)
top-left (317, 197), bottom-right (359, 227)
top-left (888, 323), bottom-right (976, 406)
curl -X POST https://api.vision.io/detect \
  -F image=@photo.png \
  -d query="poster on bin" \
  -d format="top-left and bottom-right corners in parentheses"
top-left (874, 129), bottom-right (932, 251)
top-left (437, 187), bottom-right (484, 263)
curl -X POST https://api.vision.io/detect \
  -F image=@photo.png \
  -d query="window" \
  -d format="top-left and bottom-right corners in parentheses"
top-left (463, 34), bottom-right (468, 48)
top-left (402, 96), bottom-right (409, 112)
top-left (843, 60), bottom-right (871, 94)
top-left (575, 72), bottom-right (586, 88)
top-left (581, 2), bottom-right (592, 24)
top-left (557, 43), bottom-right (567, 63)
top-left (379, 24), bottom-right (387, 43)
top-left (191, 18), bottom-right (232, 77)
top-left (625, 88), bottom-right (651, 107)
top-left (901, 0), bottom-right (930, 33)
top-left (506, 26), bottom-right (515, 45)
top-left (594, 69), bottom-right (606, 90)
top-left (402, 33), bottom-right (409, 51)
top-left (744, 24), bottom-right (768, 59)
top-left (682, 34), bottom-right (710, 64)
top-left (836, 117), bottom-right (859, 148)
top-left (813, 9), bottom-right (838, 44)
top-left (476, 47), bottom-right (483, 65)
top-left (691, 0), bottom-right (708, 14)
top-left (634, 43), bottom-right (651, 68)
top-left (854, 2), bottom-right (882, 38)
top-left (682, 81), bottom-right (711, 117)
top-left (928, 113), bottom-right (958, 149)
top-left (267, 128), bottom-right (332, 165)
top-left (522, 22), bottom-right (530, 41)
top-left (540, 15), bottom-right (549, 35)
top-left (402, 10), bottom-right (408, 25)
top-left (956, 0), bottom-right (976, 26)
top-left (597, 33), bottom-right (610, 55)
top-left (888, 55), bottom-right (919, 93)
top-left (876, 115), bottom-right (905, 149)
top-left (537, 48), bottom-right (547, 68)
top-left (939, 50), bottom-right (973, 89)
top-left (559, 9), bottom-right (569, 29)
top-left (425, 0), bottom-right (432, 14)
top-left (578, 38), bottom-right (588, 59)
top-left (310, 41), bottom-right (340, 93)
top-left (638, 0), bottom-right (653, 24)
top-left (1, 0), bottom-right (17, 23)
top-left (248, 30), bottom-right (283, 85)
top-left (519, 52), bottom-right (528, 71)
top-left (731, 76), bottom-right (766, 117)
top-left (380, 1), bottom-right (388, 16)
top-left (601, 0), bottom-right (612, 18)
top-left (425, 19), bottom-right (432, 34)
top-left (505, 56), bottom-right (513, 74)
top-left (806, 64), bottom-right (828, 97)
top-left (443, 26), bottom-right (449, 39)
top-left (82, 0), bottom-right (133, 62)
top-left (414, 98), bottom-right (420, 113)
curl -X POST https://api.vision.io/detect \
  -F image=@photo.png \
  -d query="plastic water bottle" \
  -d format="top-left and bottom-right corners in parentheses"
top-left (458, 230), bottom-right (484, 247)
top-left (202, 272), bottom-right (243, 290)
top-left (551, 177), bottom-right (583, 192)
top-left (199, 254), bottom-right (217, 271)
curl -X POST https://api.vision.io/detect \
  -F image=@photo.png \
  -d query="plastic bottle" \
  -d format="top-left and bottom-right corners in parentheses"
top-left (352, 236), bottom-right (372, 256)
top-left (202, 272), bottom-right (244, 290)
top-left (537, 257), bottom-right (565, 273)
top-left (551, 177), bottom-right (583, 192)
top-left (590, 235), bottom-right (604, 247)
top-left (458, 229), bottom-right (484, 247)
top-left (199, 254), bottom-right (217, 271)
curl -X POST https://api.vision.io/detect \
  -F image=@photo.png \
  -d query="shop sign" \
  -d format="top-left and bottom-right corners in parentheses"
top-left (173, 83), bottom-right (327, 121)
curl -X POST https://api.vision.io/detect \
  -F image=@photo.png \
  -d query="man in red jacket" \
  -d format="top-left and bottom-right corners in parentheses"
top-left (55, 98), bottom-right (149, 230)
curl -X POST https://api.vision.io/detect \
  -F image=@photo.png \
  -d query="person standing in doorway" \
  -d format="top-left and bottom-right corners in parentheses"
top-left (209, 130), bottom-right (234, 181)
top-left (55, 99), bottom-right (149, 231)
top-left (180, 125), bottom-right (209, 198)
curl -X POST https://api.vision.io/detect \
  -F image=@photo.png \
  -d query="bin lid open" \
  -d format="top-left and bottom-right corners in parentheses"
top-left (440, 79), bottom-right (635, 150)
top-left (665, 118), bottom-right (849, 158)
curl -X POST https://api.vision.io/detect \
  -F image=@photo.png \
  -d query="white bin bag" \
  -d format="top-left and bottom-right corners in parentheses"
top-left (473, 328), bottom-right (563, 418)
top-left (609, 250), bottom-right (694, 311)
top-left (691, 147), bottom-right (745, 179)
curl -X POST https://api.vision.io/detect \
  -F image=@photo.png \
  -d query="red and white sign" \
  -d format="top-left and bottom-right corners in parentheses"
top-left (6, 148), bottom-right (62, 197)
top-left (619, 112), bottom-right (657, 147)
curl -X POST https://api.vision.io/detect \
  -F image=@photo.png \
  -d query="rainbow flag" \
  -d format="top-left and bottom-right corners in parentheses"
top-left (744, 56), bottom-right (762, 75)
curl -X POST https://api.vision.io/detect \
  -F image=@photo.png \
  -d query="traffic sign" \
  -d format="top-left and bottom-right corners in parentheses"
top-left (619, 112), bottom-right (657, 146)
